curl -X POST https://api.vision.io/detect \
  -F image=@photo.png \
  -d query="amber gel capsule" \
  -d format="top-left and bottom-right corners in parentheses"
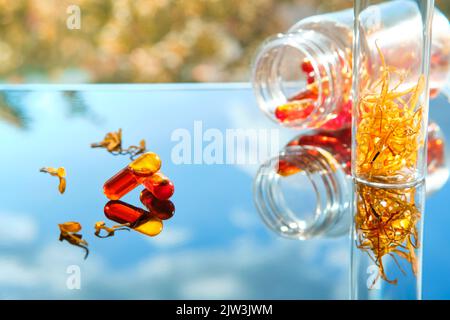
top-left (103, 152), bottom-right (162, 200)
top-left (128, 152), bottom-right (162, 176)
top-left (104, 200), bottom-right (163, 237)
top-left (140, 189), bottom-right (175, 220)
top-left (143, 172), bottom-right (174, 200)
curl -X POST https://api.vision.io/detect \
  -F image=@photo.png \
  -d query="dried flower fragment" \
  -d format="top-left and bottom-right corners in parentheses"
top-left (355, 182), bottom-right (421, 287)
top-left (58, 221), bottom-right (89, 260)
top-left (91, 128), bottom-right (123, 152)
top-left (355, 46), bottom-right (425, 183)
top-left (127, 139), bottom-right (146, 160)
top-left (91, 129), bottom-right (147, 159)
top-left (94, 221), bottom-right (130, 238)
top-left (40, 167), bottom-right (66, 194)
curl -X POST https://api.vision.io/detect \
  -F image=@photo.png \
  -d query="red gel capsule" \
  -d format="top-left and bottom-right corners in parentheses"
top-left (140, 189), bottom-right (175, 220)
top-left (103, 167), bottom-right (141, 200)
top-left (103, 152), bottom-right (162, 200)
top-left (143, 172), bottom-right (175, 200)
top-left (104, 200), bottom-right (147, 225)
top-left (301, 60), bottom-right (314, 73)
top-left (104, 200), bottom-right (163, 237)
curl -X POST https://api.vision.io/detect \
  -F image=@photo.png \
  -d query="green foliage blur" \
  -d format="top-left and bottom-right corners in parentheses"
top-left (0, 0), bottom-right (448, 83)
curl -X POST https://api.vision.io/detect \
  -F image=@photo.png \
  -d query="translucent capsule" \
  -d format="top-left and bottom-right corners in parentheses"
top-left (133, 217), bottom-right (164, 237)
top-left (143, 172), bottom-right (175, 200)
top-left (140, 189), bottom-right (175, 220)
top-left (103, 167), bottom-right (141, 200)
top-left (104, 200), bottom-right (163, 237)
top-left (104, 200), bottom-right (146, 225)
top-left (128, 152), bottom-right (161, 176)
top-left (103, 152), bottom-right (162, 200)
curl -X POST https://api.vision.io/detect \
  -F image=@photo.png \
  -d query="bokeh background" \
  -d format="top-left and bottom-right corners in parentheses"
top-left (0, 0), bottom-right (448, 83)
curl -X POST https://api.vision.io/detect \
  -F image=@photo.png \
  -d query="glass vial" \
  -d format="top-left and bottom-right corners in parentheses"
top-left (251, 3), bottom-right (449, 130)
top-left (351, 0), bottom-right (433, 300)
top-left (253, 122), bottom-right (447, 240)
top-left (350, 181), bottom-right (425, 299)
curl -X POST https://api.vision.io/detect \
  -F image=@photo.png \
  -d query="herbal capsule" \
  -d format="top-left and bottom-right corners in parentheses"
top-left (143, 172), bottom-right (174, 200)
top-left (103, 152), bottom-right (162, 200)
top-left (103, 168), bottom-right (140, 200)
top-left (140, 189), bottom-right (175, 220)
top-left (104, 200), bottom-right (163, 237)
top-left (133, 216), bottom-right (164, 237)
top-left (128, 152), bottom-right (161, 177)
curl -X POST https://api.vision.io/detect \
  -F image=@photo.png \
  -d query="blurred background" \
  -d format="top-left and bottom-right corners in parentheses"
top-left (0, 0), bottom-right (448, 84)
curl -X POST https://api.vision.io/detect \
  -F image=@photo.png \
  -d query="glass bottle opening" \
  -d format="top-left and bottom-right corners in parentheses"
top-left (252, 31), bottom-right (337, 129)
top-left (253, 145), bottom-right (350, 239)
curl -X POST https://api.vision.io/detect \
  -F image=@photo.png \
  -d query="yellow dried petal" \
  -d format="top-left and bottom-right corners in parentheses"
top-left (59, 221), bottom-right (82, 233)
top-left (58, 177), bottom-right (66, 194)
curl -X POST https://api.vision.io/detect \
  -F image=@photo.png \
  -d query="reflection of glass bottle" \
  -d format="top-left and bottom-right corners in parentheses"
top-left (251, 3), bottom-right (449, 130)
top-left (253, 122), bottom-right (447, 240)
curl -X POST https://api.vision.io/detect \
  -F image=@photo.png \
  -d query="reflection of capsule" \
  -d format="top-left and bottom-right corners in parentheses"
top-left (104, 152), bottom-right (161, 200)
top-left (142, 172), bottom-right (174, 200)
top-left (104, 200), bottom-right (163, 237)
top-left (140, 189), bottom-right (175, 220)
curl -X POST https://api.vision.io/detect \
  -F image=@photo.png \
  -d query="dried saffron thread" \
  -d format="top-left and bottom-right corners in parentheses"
top-left (355, 45), bottom-right (425, 182)
top-left (354, 44), bottom-right (425, 284)
top-left (355, 182), bottom-right (421, 286)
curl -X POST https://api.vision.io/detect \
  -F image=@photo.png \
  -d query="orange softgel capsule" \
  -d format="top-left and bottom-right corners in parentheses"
top-left (104, 168), bottom-right (140, 200)
top-left (104, 200), bottom-right (163, 237)
top-left (128, 152), bottom-right (161, 176)
top-left (103, 152), bottom-right (162, 200)
top-left (140, 189), bottom-right (175, 220)
top-left (143, 172), bottom-right (175, 200)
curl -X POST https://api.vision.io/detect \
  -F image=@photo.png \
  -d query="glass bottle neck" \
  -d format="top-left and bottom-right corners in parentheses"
top-left (251, 29), bottom-right (351, 129)
top-left (253, 145), bottom-right (350, 239)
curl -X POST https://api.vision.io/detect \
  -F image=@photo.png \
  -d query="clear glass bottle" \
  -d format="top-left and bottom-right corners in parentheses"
top-left (251, 2), bottom-right (449, 130)
top-left (351, 0), bottom-right (433, 300)
top-left (254, 122), bottom-right (447, 240)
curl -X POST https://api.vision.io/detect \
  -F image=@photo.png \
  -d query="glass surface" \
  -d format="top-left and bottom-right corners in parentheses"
top-left (0, 83), bottom-right (449, 299)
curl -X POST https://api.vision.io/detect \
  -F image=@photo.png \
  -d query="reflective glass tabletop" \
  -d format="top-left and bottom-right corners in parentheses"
top-left (0, 84), bottom-right (449, 299)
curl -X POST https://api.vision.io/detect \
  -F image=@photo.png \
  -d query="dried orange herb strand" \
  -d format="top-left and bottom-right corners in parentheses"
top-left (58, 222), bottom-right (89, 259)
top-left (355, 182), bottom-right (421, 285)
top-left (355, 44), bottom-right (425, 182)
top-left (94, 221), bottom-right (130, 238)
